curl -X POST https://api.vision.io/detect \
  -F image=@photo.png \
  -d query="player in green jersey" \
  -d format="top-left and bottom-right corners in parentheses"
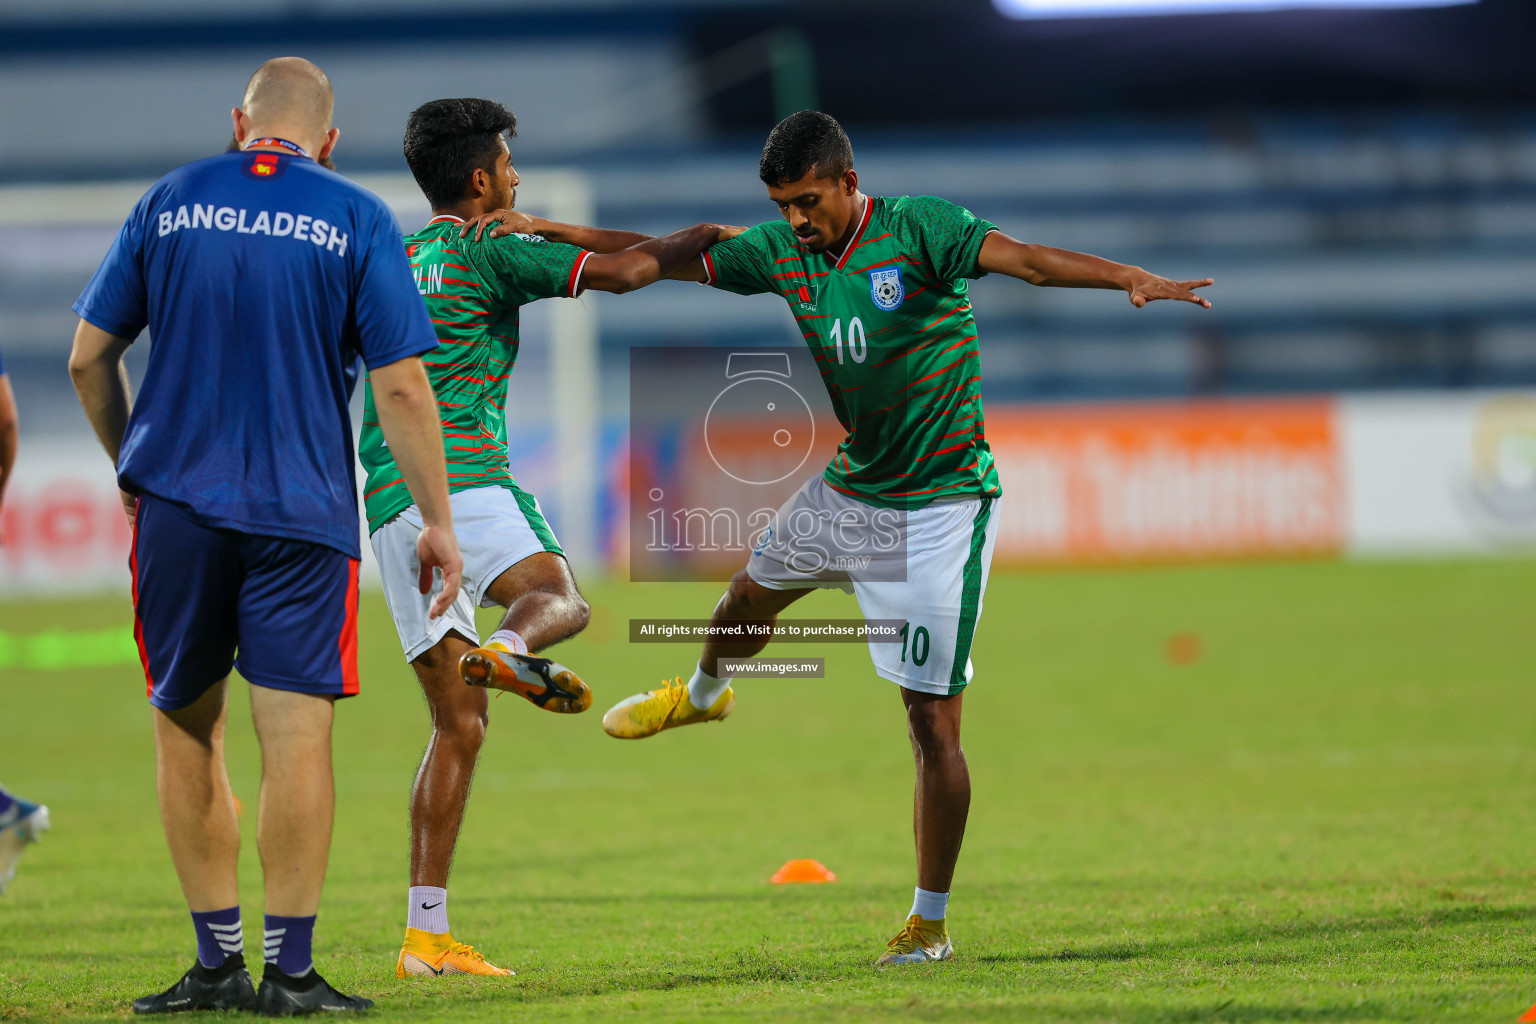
top-left (468, 110), bottom-right (1211, 964)
top-left (364, 98), bottom-right (734, 978)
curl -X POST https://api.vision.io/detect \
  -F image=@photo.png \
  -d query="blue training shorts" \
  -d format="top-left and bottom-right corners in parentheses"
top-left (130, 493), bottom-right (361, 711)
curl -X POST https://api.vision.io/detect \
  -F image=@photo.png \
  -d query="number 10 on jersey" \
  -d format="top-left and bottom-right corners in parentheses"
top-left (830, 317), bottom-right (866, 365)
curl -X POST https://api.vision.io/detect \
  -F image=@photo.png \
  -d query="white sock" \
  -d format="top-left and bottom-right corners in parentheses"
top-left (487, 629), bottom-right (528, 655)
top-left (407, 886), bottom-right (450, 935)
top-left (687, 663), bottom-right (730, 710)
top-left (909, 887), bottom-right (949, 921)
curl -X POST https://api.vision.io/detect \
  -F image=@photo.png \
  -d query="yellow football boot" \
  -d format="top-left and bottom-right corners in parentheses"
top-left (396, 929), bottom-right (513, 977)
top-left (459, 643), bottom-right (591, 714)
top-left (876, 915), bottom-right (954, 965)
top-left (600, 676), bottom-right (734, 739)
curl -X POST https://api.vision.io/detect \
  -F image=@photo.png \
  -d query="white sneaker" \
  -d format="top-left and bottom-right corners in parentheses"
top-left (0, 796), bottom-right (50, 894)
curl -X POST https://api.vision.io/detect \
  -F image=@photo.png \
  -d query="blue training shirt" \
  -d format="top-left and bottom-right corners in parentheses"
top-left (73, 150), bottom-right (437, 559)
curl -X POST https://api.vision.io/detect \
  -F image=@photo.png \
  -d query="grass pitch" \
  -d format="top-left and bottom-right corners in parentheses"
top-left (2, 559), bottom-right (1535, 1022)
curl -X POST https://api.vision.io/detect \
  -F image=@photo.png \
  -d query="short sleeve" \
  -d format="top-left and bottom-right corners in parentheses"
top-left (467, 233), bottom-right (589, 304)
top-left (352, 201), bottom-right (439, 370)
top-left (701, 225), bottom-right (778, 296)
top-left (905, 197), bottom-right (996, 282)
top-left (72, 197), bottom-right (151, 340)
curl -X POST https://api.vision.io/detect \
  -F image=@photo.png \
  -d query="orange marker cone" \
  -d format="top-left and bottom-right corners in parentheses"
top-left (1165, 631), bottom-right (1202, 666)
top-left (233, 796), bottom-right (244, 818)
top-left (1518, 1003), bottom-right (1536, 1023)
top-left (771, 858), bottom-right (837, 884)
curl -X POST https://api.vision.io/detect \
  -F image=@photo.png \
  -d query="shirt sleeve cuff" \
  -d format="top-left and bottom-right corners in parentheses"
top-left (568, 250), bottom-right (594, 297)
top-left (71, 301), bottom-right (144, 342)
top-left (698, 251), bottom-right (717, 287)
top-left (361, 336), bottom-right (438, 371)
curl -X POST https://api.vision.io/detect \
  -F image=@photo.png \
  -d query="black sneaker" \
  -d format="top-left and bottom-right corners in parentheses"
top-left (132, 952), bottom-right (258, 1014)
top-left (254, 963), bottom-right (373, 1016)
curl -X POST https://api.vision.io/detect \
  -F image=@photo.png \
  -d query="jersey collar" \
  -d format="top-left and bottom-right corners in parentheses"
top-left (243, 137), bottom-right (309, 159)
top-left (831, 195), bottom-right (874, 271)
top-left (426, 214), bottom-right (466, 225)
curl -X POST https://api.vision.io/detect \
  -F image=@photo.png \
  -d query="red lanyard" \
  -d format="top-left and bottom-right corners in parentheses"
top-left (244, 137), bottom-right (309, 159)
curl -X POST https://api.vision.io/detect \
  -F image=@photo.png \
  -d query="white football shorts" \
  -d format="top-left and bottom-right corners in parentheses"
top-left (745, 475), bottom-right (998, 696)
top-left (371, 484), bottom-right (562, 662)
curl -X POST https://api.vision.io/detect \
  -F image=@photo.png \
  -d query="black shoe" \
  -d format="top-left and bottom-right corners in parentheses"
top-left (132, 952), bottom-right (258, 1014)
top-left (254, 963), bottom-right (373, 1016)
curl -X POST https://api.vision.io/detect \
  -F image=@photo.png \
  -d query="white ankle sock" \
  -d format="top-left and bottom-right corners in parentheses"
top-left (407, 886), bottom-right (449, 934)
top-left (687, 664), bottom-right (730, 710)
top-left (909, 887), bottom-right (949, 921)
top-left (487, 629), bottom-right (528, 655)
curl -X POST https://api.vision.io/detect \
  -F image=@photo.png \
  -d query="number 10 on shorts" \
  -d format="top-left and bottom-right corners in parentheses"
top-left (898, 621), bottom-right (930, 667)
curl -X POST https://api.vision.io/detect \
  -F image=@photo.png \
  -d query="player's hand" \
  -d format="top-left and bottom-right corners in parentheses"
top-left (415, 523), bottom-right (464, 619)
top-left (120, 489), bottom-right (139, 529)
top-left (1128, 272), bottom-right (1213, 309)
top-left (715, 224), bottom-right (748, 242)
top-left (460, 209), bottom-right (539, 241)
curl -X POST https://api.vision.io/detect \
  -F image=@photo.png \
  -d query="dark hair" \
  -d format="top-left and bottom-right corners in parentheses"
top-left (403, 98), bottom-right (517, 208)
top-left (758, 110), bottom-right (853, 187)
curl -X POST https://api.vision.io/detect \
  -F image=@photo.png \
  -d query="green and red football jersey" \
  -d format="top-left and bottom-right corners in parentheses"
top-left (358, 216), bottom-right (590, 532)
top-left (703, 195), bottom-right (1003, 509)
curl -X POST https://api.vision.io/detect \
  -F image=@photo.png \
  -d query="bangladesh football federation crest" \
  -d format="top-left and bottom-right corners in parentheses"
top-left (869, 267), bottom-right (904, 311)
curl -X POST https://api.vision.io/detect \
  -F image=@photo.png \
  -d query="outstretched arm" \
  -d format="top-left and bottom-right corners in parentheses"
top-left (579, 223), bottom-right (728, 293)
top-left (462, 211), bottom-right (745, 283)
top-left (977, 231), bottom-right (1212, 309)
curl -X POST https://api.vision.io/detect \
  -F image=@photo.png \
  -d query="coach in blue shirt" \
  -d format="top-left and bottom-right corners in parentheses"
top-left (69, 57), bottom-right (463, 1015)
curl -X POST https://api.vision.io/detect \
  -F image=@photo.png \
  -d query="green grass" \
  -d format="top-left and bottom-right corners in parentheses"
top-left (2, 559), bottom-right (1536, 1022)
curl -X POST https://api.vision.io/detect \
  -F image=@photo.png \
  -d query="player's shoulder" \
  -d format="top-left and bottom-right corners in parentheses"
top-left (454, 226), bottom-right (579, 273)
top-left (294, 163), bottom-right (398, 221)
top-left (724, 219), bottom-right (798, 257)
top-left (402, 220), bottom-right (452, 246)
top-left (138, 153), bottom-right (233, 202)
top-left (467, 227), bottom-right (561, 253)
top-left (878, 194), bottom-right (972, 227)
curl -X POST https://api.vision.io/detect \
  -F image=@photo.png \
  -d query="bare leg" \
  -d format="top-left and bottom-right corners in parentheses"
top-left (699, 569), bottom-right (809, 676)
top-left (407, 633), bottom-right (484, 888)
top-left (153, 679), bottom-right (241, 912)
top-left (249, 687), bottom-right (336, 917)
top-left (408, 553), bottom-right (589, 887)
top-left (902, 689), bottom-right (969, 894)
top-left (482, 552), bottom-right (590, 652)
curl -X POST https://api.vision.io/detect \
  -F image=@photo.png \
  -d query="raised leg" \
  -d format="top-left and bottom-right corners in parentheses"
top-left (699, 568), bottom-right (809, 675)
top-left (482, 552), bottom-right (590, 653)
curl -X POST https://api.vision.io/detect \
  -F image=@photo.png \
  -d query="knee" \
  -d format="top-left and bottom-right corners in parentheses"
top-left (434, 702), bottom-right (488, 747)
top-left (568, 591), bottom-right (592, 633)
top-left (906, 701), bottom-right (961, 757)
top-left (722, 571), bottom-right (769, 617)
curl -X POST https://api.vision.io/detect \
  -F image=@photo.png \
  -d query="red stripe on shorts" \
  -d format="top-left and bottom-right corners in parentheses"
top-left (129, 515), bottom-right (155, 698)
top-left (339, 558), bottom-right (361, 695)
